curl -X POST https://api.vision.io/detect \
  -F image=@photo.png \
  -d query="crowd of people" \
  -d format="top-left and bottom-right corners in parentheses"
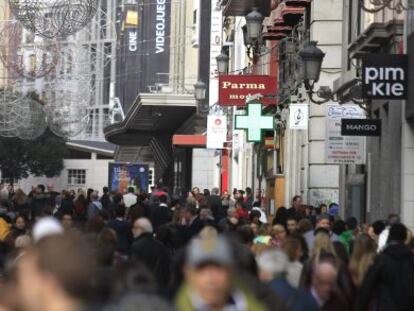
top-left (0, 183), bottom-right (413, 310)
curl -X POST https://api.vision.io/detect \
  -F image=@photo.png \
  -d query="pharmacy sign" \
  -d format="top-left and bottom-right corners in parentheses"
top-left (235, 103), bottom-right (274, 142)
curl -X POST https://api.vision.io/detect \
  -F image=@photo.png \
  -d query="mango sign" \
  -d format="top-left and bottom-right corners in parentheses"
top-left (218, 75), bottom-right (277, 106)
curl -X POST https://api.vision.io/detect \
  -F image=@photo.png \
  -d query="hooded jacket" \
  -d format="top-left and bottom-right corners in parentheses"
top-left (357, 243), bottom-right (414, 311)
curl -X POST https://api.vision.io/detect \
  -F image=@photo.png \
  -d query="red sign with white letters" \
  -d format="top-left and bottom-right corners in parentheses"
top-left (218, 75), bottom-right (278, 106)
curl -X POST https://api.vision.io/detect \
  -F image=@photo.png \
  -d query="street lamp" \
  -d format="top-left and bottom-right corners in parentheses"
top-left (216, 52), bottom-right (229, 75)
top-left (298, 41), bottom-right (330, 104)
top-left (245, 7), bottom-right (264, 42)
top-left (193, 80), bottom-right (207, 101)
top-left (299, 41), bottom-right (325, 85)
top-left (298, 41), bottom-right (365, 106)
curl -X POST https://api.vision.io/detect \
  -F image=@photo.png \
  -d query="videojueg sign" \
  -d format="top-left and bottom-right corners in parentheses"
top-left (362, 54), bottom-right (409, 100)
top-left (218, 75), bottom-right (277, 106)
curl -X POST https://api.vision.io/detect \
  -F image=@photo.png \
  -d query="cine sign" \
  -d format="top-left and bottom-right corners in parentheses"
top-left (362, 54), bottom-right (408, 100)
top-left (341, 119), bottom-right (381, 137)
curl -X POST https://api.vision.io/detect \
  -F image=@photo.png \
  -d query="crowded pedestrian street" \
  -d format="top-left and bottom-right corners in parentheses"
top-left (0, 0), bottom-right (414, 310)
top-left (0, 185), bottom-right (413, 311)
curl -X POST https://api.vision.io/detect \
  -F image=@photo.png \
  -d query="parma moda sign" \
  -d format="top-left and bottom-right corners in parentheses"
top-left (362, 54), bottom-right (409, 100)
top-left (218, 75), bottom-right (277, 106)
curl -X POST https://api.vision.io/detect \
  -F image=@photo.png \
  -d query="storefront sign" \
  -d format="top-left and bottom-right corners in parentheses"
top-left (289, 104), bottom-right (309, 130)
top-left (341, 119), bottom-right (381, 136)
top-left (219, 75), bottom-right (277, 106)
top-left (207, 115), bottom-right (227, 149)
top-left (235, 103), bottom-right (274, 142)
top-left (325, 104), bottom-right (366, 164)
top-left (362, 54), bottom-right (408, 99)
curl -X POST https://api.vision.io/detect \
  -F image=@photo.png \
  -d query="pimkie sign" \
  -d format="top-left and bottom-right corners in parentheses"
top-left (362, 54), bottom-right (408, 100)
top-left (218, 75), bottom-right (277, 106)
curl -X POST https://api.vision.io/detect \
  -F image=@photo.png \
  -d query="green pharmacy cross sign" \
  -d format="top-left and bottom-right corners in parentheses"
top-left (235, 102), bottom-right (274, 142)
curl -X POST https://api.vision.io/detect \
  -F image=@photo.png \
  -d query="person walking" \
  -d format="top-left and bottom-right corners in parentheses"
top-left (107, 204), bottom-right (132, 257)
top-left (348, 233), bottom-right (377, 289)
top-left (175, 235), bottom-right (268, 311)
top-left (87, 191), bottom-right (103, 220)
top-left (130, 218), bottom-right (171, 287)
top-left (123, 187), bottom-right (137, 209)
top-left (257, 249), bottom-right (319, 310)
top-left (149, 194), bottom-right (171, 234)
top-left (357, 223), bottom-right (414, 311)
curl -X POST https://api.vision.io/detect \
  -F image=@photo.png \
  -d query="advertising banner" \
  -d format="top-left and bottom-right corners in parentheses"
top-left (207, 115), bottom-right (227, 149)
top-left (115, 1), bottom-right (171, 112)
top-left (141, 0), bottom-right (171, 90)
top-left (116, 3), bottom-right (141, 113)
top-left (325, 104), bottom-right (366, 164)
top-left (362, 54), bottom-right (408, 100)
top-left (218, 75), bottom-right (277, 106)
top-left (289, 104), bottom-right (309, 130)
top-left (108, 163), bottom-right (149, 194)
top-left (209, 1), bottom-right (222, 107)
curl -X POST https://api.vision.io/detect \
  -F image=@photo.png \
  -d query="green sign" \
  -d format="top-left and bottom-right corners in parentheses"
top-left (235, 103), bottom-right (274, 142)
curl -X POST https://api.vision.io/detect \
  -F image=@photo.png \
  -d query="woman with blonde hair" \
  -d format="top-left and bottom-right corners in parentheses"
top-left (301, 230), bottom-right (355, 306)
top-left (311, 229), bottom-right (337, 261)
top-left (270, 224), bottom-right (287, 247)
top-left (349, 233), bottom-right (377, 288)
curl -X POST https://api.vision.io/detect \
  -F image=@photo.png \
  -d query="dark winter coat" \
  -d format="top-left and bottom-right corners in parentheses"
top-left (130, 233), bottom-right (171, 286)
top-left (149, 204), bottom-right (171, 234)
top-left (107, 219), bottom-right (132, 255)
top-left (208, 195), bottom-right (225, 221)
top-left (357, 243), bottom-right (414, 311)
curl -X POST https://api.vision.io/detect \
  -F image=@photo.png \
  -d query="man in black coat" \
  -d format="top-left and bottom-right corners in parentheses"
top-left (149, 194), bottom-right (171, 234)
top-left (208, 188), bottom-right (225, 221)
top-left (130, 217), bottom-right (171, 287)
top-left (182, 205), bottom-right (203, 242)
top-left (357, 223), bottom-right (414, 311)
top-left (107, 204), bottom-right (132, 256)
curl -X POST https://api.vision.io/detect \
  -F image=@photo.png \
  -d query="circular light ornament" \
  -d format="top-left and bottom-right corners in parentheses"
top-left (45, 90), bottom-right (90, 138)
top-left (17, 98), bottom-right (48, 140)
top-left (0, 20), bottom-right (59, 79)
top-left (8, 0), bottom-right (100, 39)
top-left (0, 89), bottom-right (27, 137)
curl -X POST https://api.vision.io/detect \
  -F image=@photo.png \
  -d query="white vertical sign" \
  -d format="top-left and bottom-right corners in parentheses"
top-left (207, 115), bottom-right (227, 149)
top-left (289, 104), bottom-right (309, 130)
top-left (209, 2), bottom-right (222, 106)
top-left (325, 104), bottom-right (366, 164)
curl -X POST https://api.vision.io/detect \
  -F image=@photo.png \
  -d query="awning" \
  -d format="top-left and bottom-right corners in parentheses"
top-left (272, 3), bottom-right (305, 27)
top-left (104, 93), bottom-right (197, 179)
top-left (105, 93), bottom-right (196, 145)
top-left (263, 31), bottom-right (287, 41)
top-left (67, 140), bottom-right (116, 157)
top-left (284, 0), bottom-right (311, 7)
top-left (223, 0), bottom-right (271, 17)
top-left (173, 134), bottom-right (207, 147)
